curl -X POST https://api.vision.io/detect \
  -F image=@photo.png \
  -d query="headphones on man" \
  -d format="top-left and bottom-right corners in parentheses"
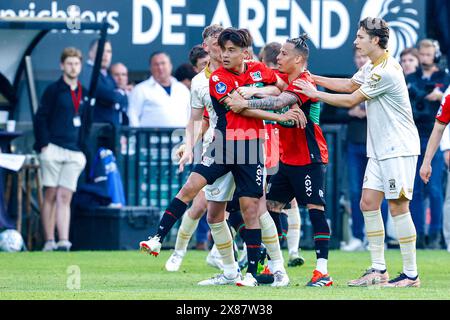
top-left (429, 39), bottom-right (442, 64)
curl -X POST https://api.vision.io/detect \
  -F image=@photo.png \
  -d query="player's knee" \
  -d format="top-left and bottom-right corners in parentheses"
top-left (178, 181), bottom-right (200, 202)
top-left (266, 200), bottom-right (284, 212)
top-left (44, 187), bottom-right (57, 202)
top-left (388, 198), bottom-right (410, 216)
top-left (360, 196), bottom-right (376, 212)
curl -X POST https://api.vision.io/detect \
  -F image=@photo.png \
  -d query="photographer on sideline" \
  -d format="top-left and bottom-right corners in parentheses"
top-left (406, 39), bottom-right (450, 249)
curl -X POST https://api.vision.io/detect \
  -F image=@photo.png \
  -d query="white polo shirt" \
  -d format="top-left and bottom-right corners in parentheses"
top-left (128, 76), bottom-right (190, 128)
top-left (352, 52), bottom-right (420, 160)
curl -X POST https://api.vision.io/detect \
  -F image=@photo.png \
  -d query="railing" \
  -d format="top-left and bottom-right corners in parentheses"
top-left (114, 125), bottom-right (346, 248)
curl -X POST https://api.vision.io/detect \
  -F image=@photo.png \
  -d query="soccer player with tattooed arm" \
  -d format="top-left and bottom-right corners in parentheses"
top-left (227, 33), bottom-right (333, 287)
top-left (140, 27), bottom-right (305, 287)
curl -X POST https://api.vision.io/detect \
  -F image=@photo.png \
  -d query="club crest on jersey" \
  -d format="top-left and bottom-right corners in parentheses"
top-left (250, 71), bottom-right (263, 82)
top-left (215, 82), bottom-right (227, 95)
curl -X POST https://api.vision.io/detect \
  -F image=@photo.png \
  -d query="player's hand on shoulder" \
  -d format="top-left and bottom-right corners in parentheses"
top-left (293, 79), bottom-right (318, 99)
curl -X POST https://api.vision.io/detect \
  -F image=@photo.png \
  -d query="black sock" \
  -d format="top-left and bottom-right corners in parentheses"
top-left (280, 212), bottom-right (288, 243)
top-left (156, 197), bottom-right (187, 242)
top-left (228, 210), bottom-right (244, 233)
top-left (244, 228), bottom-right (262, 275)
top-left (269, 210), bottom-right (283, 241)
top-left (309, 208), bottom-right (330, 260)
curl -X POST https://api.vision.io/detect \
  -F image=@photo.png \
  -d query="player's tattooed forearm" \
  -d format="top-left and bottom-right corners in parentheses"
top-left (247, 93), bottom-right (298, 110)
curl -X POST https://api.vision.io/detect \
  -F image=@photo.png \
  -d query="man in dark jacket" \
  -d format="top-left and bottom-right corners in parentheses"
top-left (406, 39), bottom-right (450, 249)
top-left (34, 47), bottom-right (88, 252)
top-left (80, 39), bottom-right (128, 127)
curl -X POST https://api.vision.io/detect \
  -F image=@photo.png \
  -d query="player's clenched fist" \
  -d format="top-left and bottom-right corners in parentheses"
top-left (419, 162), bottom-right (432, 184)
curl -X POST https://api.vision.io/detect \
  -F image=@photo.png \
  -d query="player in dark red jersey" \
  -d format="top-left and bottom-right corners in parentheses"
top-left (139, 28), bottom-right (304, 287)
top-left (227, 34), bottom-right (333, 287)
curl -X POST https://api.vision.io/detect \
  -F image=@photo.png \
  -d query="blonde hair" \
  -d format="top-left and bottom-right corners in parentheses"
top-left (60, 47), bottom-right (82, 63)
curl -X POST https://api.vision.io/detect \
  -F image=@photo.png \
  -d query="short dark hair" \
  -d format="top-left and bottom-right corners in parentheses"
top-left (218, 28), bottom-right (252, 50)
top-left (286, 33), bottom-right (310, 60)
top-left (261, 42), bottom-right (282, 66)
top-left (149, 51), bottom-right (170, 64)
top-left (174, 63), bottom-right (197, 82)
top-left (359, 17), bottom-right (390, 49)
top-left (189, 45), bottom-right (208, 67)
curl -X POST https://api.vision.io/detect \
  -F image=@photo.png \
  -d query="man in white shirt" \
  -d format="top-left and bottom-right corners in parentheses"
top-left (295, 17), bottom-right (421, 287)
top-left (128, 52), bottom-right (190, 128)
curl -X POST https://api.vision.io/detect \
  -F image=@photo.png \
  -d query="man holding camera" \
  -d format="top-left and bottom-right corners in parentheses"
top-left (406, 39), bottom-right (450, 249)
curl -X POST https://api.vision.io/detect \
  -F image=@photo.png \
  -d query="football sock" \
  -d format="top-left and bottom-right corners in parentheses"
top-left (269, 210), bottom-right (283, 241)
top-left (392, 212), bottom-right (418, 278)
top-left (280, 212), bottom-right (288, 244)
top-left (363, 209), bottom-right (386, 271)
top-left (243, 228), bottom-right (262, 275)
top-left (156, 197), bottom-right (187, 242)
top-left (309, 209), bottom-right (330, 274)
top-left (209, 220), bottom-right (237, 277)
top-left (285, 207), bottom-right (301, 257)
top-left (174, 211), bottom-right (200, 253)
top-left (260, 211), bottom-right (284, 268)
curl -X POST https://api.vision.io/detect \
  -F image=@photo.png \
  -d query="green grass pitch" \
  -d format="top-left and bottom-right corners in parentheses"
top-left (1, 249), bottom-right (449, 300)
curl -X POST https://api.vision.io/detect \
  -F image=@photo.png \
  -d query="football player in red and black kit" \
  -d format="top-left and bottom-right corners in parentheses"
top-left (227, 34), bottom-right (333, 287)
top-left (139, 28), bottom-right (304, 287)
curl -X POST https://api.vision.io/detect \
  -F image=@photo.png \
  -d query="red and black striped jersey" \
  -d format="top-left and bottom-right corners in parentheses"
top-left (280, 71), bottom-right (329, 166)
top-left (209, 61), bottom-right (277, 141)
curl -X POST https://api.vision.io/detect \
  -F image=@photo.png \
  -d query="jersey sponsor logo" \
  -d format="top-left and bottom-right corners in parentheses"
top-left (305, 175), bottom-right (312, 197)
top-left (215, 82), bottom-right (227, 95)
top-left (250, 71), bottom-right (263, 82)
top-left (361, 0), bottom-right (420, 60)
top-left (212, 75), bottom-right (220, 82)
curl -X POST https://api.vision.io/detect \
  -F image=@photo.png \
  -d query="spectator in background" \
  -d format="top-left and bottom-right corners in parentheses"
top-left (110, 62), bottom-right (134, 93)
top-left (34, 47), bottom-right (88, 252)
top-left (189, 45), bottom-right (210, 73)
top-left (400, 48), bottom-right (420, 76)
top-left (80, 39), bottom-right (128, 127)
top-left (110, 62), bottom-right (133, 125)
top-left (128, 51), bottom-right (190, 128)
top-left (406, 39), bottom-right (450, 249)
top-left (174, 63), bottom-right (197, 90)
